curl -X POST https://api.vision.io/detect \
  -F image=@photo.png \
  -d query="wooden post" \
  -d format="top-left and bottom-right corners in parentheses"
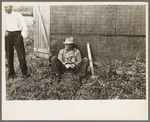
top-left (87, 43), bottom-right (95, 76)
top-left (49, 6), bottom-right (51, 57)
top-left (36, 6), bottom-right (49, 48)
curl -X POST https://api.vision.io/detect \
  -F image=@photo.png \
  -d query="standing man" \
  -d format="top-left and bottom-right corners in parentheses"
top-left (4, 5), bottom-right (30, 79)
top-left (51, 37), bottom-right (89, 82)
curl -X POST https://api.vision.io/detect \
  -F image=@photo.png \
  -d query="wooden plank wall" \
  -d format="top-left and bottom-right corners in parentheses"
top-left (50, 5), bottom-right (145, 61)
top-left (33, 6), bottom-right (50, 58)
top-left (33, 6), bottom-right (39, 51)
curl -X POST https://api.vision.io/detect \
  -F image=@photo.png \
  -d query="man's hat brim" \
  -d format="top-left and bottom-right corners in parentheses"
top-left (62, 42), bottom-right (76, 44)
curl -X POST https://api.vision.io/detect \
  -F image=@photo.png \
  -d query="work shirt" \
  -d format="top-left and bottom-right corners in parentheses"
top-left (4, 11), bottom-right (28, 38)
top-left (58, 48), bottom-right (82, 65)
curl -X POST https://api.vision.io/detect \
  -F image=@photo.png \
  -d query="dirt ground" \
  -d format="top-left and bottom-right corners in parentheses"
top-left (5, 24), bottom-right (146, 100)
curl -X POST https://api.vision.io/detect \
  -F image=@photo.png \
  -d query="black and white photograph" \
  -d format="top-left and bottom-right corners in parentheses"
top-left (2, 2), bottom-right (148, 120)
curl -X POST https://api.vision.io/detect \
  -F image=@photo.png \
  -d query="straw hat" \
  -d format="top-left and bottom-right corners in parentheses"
top-left (62, 37), bottom-right (75, 44)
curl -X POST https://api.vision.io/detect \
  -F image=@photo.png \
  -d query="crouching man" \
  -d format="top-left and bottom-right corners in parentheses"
top-left (51, 37), bottom-right (89, 82)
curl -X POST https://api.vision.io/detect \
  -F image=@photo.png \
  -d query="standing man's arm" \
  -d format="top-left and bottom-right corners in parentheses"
top-left (18, 12), bottom-right (28, 38)
top-left (4, 13), bottom-right (8, 37)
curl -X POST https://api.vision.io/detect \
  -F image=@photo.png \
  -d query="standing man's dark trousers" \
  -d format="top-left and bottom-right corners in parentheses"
top-left (5, 31), bottom-right (27, 78)
top-left (51, 56), bottom-right (89, 77)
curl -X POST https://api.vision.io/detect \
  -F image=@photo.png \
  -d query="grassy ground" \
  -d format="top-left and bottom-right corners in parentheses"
top-left (5, 25), bottom-right (146, 100)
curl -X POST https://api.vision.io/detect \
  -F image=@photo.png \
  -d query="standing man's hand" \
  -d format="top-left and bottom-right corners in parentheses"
top-left (5, 30), bottom-right (9, 37)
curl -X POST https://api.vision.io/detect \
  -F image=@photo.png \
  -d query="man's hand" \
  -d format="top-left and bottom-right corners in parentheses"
top-left (65, 63), bottom-right (75, 69)
top-left (65, 64), bottom-right (70, 69)
top-left (70, 64), bottom-right (75, 69)
top-left (5, 30), bottom-right (9, 37)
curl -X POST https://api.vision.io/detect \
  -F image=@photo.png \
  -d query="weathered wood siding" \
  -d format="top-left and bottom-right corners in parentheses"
top-left (33, 6), bottom-right (50, 58)
top-left (34, 5), bottom-right (146, 61)
top-left (50, 5), bottom-right (146, 61)
top-left (51, 5), bottom-right (145, 35)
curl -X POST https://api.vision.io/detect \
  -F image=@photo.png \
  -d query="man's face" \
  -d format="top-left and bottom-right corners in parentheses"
top-left (65, 44), bottom-right (73, 50)
top-left (5, 6), bottom-right (13, 14)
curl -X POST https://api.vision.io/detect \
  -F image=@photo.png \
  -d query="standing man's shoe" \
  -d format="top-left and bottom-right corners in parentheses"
top-left (8, 74), bottom-right (17, 80)
top-left (21, 74), bottom-right (31, 78)
top-left (13, 74), bottom-right (17, 79)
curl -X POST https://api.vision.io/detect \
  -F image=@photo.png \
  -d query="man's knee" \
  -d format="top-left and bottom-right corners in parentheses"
top-left (83, 57), bottom-right (89, 64)
top-left (51, 56), bottom-right (57, 62)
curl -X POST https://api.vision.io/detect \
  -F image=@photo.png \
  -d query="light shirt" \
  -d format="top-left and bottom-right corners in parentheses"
top-left (58, 48), bottom-right (82, 65)
top-left (4, 11), bottom-right (28, 38)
